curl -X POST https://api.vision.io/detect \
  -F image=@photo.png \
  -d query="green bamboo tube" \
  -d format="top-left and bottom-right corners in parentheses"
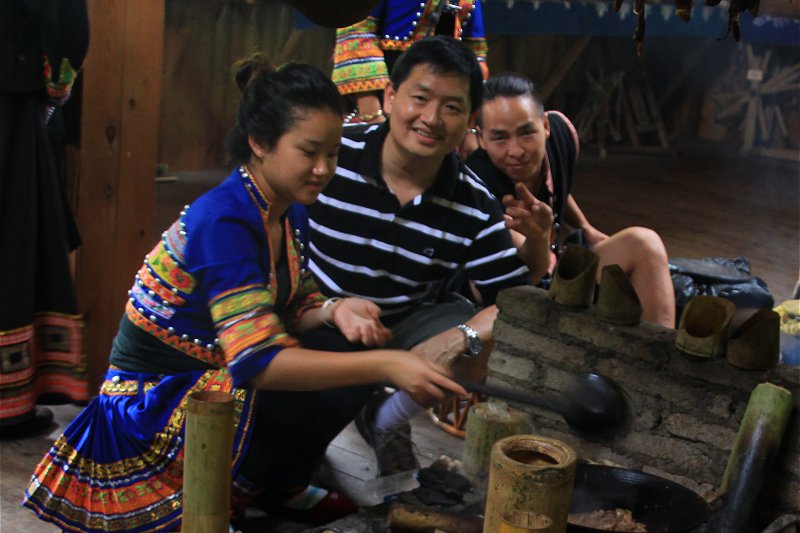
top-left (484, 435), bottom-right (577, 533)
top-left (499, 510), bottom-right (555, 532)
top-left (183, 390), bottom-right (235, 533)
top-left (549, 246), bottom-right (600, 309)
top-left (462, 402), bottom-right (533, 489)
top-left (675, 295), bottom-right (735, 357)
top-left (726, 309), bottom-right (780, 370)
top-left (706, 382), bottom-right (793, 533)
top-left (595, 264), bottom-right (642, 326)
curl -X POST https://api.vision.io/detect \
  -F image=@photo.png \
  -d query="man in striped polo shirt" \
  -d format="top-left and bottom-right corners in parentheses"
top-left (308, 36), bottom-right (530, 476)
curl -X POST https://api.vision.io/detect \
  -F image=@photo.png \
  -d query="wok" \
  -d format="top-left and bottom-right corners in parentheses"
top-left (567, 464), bottom-right (709, 533)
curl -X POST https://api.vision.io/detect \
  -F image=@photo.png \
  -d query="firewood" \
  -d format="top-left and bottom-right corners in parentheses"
top-left (387, 502), bottom-right (483, 533)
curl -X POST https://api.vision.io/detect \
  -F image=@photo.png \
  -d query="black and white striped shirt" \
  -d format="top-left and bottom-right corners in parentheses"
top-left (308, 122), bottom-right (529, 318)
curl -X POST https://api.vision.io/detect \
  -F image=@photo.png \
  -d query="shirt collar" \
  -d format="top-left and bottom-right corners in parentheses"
top-left (354, 121), bottom-right (390, 183)
top-left (355, 119), bottom-right (462, 198)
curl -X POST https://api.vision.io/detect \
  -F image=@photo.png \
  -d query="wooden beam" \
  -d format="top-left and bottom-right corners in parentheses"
top-left (75, 0), bottom-right (163, 389)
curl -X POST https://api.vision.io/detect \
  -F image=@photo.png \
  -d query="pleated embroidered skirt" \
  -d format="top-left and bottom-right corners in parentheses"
top-left (23, 367), bottom-right (256, 532)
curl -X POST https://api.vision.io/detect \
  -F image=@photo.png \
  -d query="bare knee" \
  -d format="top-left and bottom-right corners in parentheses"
top-left (622, 226), bottom-right (668, 265)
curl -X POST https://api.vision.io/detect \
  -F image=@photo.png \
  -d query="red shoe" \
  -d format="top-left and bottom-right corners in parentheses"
top-left (257, 489), bottom-right (359, 525)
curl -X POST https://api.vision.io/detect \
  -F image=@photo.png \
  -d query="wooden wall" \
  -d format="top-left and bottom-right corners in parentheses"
top-left (156, 2), bottom-right (798, 172)
top-left (158, 0), bottom-right (334, 172)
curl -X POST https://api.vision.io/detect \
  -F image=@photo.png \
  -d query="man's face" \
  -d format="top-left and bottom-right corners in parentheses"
top-left (479, 95), bottom-right (549, 190)
top-left (383, 64), bottom-right (476, 163)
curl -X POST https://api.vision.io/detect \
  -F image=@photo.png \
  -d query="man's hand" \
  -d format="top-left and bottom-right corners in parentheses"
top-left (332, 298), bottom-right (392, 346)
top-left (502, 182), bottom-right (553, 242)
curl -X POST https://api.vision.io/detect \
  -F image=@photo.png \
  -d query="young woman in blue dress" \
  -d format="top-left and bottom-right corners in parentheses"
top-left (23, 54), bottom-right (466, 532)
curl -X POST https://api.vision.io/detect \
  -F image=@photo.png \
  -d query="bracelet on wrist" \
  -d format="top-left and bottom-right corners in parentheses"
top-left (321, 297), bottom-right (342, 328)
top-left (357, 109), bottom-right (384, 122)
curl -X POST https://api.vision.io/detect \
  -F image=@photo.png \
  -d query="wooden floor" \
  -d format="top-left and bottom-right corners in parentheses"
top-left (572, 144), bottom-right (798, 303)
top-left (2, 146), bottom-right (798, 532)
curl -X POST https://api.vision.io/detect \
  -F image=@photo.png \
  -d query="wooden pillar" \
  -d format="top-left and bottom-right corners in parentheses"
top-left (75, 0), bottom-right (164, 388)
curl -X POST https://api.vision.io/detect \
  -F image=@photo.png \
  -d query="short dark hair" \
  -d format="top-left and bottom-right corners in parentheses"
top-left (225, 54), bottom-right (345, 164)
top-left (483, 73), bottom-right (544, 117)
top-left (389, 36), bottom-right (483, 112)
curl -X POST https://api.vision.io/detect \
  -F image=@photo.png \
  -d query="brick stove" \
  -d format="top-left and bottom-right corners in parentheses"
top-left (489, 286), bottom-right (799, 520)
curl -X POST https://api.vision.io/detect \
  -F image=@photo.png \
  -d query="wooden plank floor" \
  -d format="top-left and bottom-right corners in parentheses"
top-left (571, 146), bottom-right (798, 303)
top-left (3, 148), bottom-right (797, 532)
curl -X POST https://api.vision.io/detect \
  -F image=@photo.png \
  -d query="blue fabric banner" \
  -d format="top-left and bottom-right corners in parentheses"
top-left (295, 2), bottom-right (799, 47)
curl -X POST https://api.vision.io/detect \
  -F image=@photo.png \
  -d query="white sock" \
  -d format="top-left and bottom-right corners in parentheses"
top-left (283, 485), bottom-right (328, 510)
top-left (373, 391), bottom-right (425, 430)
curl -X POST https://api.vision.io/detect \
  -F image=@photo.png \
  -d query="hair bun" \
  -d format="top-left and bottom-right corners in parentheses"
top-left (232, 53), bottom-right (275, 93)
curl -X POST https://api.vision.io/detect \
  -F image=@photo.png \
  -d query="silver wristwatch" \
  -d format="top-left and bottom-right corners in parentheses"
top-left (456, 323), bottom-right (482, 358)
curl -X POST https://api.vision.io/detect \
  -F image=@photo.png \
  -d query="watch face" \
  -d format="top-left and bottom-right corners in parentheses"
top-left (468, 336), bottom-right (482, 356)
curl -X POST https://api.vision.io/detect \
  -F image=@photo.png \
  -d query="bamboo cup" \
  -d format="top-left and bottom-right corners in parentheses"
top-left (462, 402), bottom-right (533, 489)
top-left (675, 295), bottom-right (735, 357)
top-left (595, 264), bottom-right (642, 326)
top-left (484, 435), bottom-right (577, 533)
top-left (183, 390), bottom-right (235, 532)
top-left (549, 246), bottom-right (600, 309)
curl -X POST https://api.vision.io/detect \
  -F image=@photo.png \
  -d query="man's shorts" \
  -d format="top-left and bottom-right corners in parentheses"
top-left (385, 297), bottom-right (478, 350)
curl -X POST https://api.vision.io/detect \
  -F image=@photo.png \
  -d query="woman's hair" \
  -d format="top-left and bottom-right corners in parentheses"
top-left (483, 73), bottom-right (545, 117)
top-left (225, 53), bottom-right (345, 164)
top-left (390, 35), bottom-right (484, 113)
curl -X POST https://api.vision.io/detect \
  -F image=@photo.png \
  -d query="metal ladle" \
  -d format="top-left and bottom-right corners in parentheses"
top-left (454, 372), bottom-right (627, 436)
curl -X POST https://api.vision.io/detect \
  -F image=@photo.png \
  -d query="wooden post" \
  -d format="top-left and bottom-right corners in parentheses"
top-left (76, 0), bottom-right (163, 388)
top-left (706, 382), bottom-right (793, 533)
top-left (484, 435), bottom-right (577, 533)
top-left (183, 390), bottom-right (235, 533)
top-left (462, 402), bottom-right (532, 488)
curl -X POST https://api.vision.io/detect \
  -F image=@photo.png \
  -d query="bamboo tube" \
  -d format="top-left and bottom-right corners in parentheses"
top-left (675, 296), bottom-right (735, 357)
top-left (484, 435), bottom-right (577, 533)
top-left (183, 390), bottom-right (235, 533)
top-left (706, 382), bottom-right (793, 533)
top-left (549, 246), bottom-right (600, 309)
top-left (726, 309), bottom-right (780, 370)
top-left (595, 264), bottom-right (642, 326)
top-left (462, 402), bottom-right (532, 488)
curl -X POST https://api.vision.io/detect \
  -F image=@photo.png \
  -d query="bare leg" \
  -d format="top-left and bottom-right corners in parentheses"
top-left (593, 227), bottom-right (675, 327)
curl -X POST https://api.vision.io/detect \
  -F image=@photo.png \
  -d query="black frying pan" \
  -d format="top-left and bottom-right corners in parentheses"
top-left (567, 464), bottom-right (709, 533)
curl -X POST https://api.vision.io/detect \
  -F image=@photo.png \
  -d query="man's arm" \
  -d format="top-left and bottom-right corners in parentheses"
top-left (410, 305), bottom-right (498, 384)
top-left (564, 194), bottom-right (609, 245)
top-left (503, 182), bottom-right (553, 283)
top-left (510, 229), bottom-right (551, 285)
